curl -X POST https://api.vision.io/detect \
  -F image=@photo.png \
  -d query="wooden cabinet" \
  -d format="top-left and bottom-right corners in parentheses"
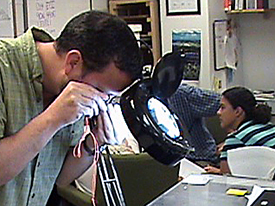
top-left (109, 0), bottom-right (161, 65)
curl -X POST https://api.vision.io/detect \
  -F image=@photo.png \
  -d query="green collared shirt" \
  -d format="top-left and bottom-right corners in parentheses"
top-left (0, 27), bottom-right (83, 206)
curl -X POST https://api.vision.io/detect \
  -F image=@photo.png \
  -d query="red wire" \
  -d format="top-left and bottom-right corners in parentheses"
top-left (73, 116), bottom-right (100, 206)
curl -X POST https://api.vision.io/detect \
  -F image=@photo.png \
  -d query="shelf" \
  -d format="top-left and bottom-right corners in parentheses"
top-left (118, 15), bottom-right (149, 20)
top-left (226, 8), bottom-right (275, 14)
top-left (109, 0), bottom-right (160, 65)
top-left (109, 0), bottom-right (150, 4)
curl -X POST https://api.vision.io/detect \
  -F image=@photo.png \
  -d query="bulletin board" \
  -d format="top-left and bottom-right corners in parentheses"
top-left (25, 0), bottom-right (91, 38)
top-left (213, 19), bottom-right (227, 71)
top-left (213, 19), bottom-right (240, 71)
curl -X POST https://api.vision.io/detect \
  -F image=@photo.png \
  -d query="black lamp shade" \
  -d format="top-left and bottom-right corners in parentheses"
top-left (120, 51), bottom-right (192, 166)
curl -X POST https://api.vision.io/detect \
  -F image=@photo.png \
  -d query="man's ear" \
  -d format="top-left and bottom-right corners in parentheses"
top-left (64, 50), bottom-right (83, 75)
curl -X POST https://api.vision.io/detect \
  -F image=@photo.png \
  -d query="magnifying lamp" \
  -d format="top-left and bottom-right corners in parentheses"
top-left (120, 50), bottom-right (193, 166)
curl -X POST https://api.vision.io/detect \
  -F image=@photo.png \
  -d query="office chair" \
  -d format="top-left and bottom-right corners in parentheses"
top-left (227, 146), bottom-right (275, 180)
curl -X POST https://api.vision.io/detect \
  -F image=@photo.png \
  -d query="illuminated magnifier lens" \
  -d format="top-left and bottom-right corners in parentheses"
top-left (147, 97), bottom-right (180, 139)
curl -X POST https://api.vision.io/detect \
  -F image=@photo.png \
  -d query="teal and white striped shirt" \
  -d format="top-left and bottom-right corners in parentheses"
top-left (220, 120), bottom-right (275, 160)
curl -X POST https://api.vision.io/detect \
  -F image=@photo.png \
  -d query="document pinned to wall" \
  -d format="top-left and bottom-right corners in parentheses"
top-left (0, 0), bottom-right (14, 37)
top-left (26, 0), bottom-right (91, 38)
top-left (213, 19), bottom-right (240, 71)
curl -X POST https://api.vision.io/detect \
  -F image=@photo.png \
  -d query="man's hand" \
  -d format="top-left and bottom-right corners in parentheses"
top-left (204, 165), bottom-right (221, 174)
top-left (96, 111), bottom-right (116, 145)
top-left (44, 81), bottom-right (108, 129)
top-left (84, 104), bottom-right (121, 150)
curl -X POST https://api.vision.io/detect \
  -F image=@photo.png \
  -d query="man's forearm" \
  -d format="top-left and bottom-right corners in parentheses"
top-left (56, 147), bottom-right (94, 187)
top-left (0, 110), bottom-right (62, 186)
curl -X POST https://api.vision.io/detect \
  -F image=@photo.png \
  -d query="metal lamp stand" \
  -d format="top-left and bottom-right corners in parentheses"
top-left (97, 146), bottom-right (126, 206)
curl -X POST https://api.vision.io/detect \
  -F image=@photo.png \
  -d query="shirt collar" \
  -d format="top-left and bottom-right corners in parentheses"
top-left (238, 120), bottom-right (253, 131)
top-left (19, 26), bottom-right (54, 82)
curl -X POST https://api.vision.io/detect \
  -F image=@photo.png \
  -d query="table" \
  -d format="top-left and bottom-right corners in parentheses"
top-left (147, 174), bottom-right (275, 206)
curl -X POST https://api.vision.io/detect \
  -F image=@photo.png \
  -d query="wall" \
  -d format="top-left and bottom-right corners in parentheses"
top-left (5, 0), bottom-right (108, 38)
top-left (91, 0), bottom-right (108, 12)
top-left (26, 0), bottom-right (91, 38)
top-left (160, 0), bottom-right (210, 89)
top-left (208, 0), bottom-right (245, 91)
top-left (160, 0), bottom-right (275, 92)
top-left (233, 13), bottom-right (275, 91)
top-left (159, 0), bottom-right (246, 91)
top-left (6, 1), bottom-right (274, 92)
top-left (15, 0), bottom-right (24, 36)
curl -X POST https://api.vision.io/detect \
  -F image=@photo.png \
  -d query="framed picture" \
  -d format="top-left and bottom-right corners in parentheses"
top-left (172, 29), bottom-right (201, 81)
top-left (166, 0), bottom-right (200, 15)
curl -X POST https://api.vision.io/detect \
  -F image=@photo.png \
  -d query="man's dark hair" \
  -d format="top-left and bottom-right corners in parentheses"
top-left (54, 10), bottom-right (142, 80)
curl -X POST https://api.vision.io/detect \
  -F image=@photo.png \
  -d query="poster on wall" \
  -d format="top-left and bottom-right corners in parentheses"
top-left (172, 29), bottom-right (201, 81)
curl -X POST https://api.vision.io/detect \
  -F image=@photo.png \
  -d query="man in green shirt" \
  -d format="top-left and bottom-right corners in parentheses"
top-left (0, 10), bottom-right (142, 205)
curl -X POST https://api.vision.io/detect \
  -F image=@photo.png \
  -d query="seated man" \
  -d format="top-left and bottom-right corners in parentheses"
top-left (168, 83), bottom-right (221, 166)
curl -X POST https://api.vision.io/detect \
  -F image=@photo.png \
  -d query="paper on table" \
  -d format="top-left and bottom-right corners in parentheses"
top-left (178, 158), bottom-right (206, 179)
top-left (181, 174), bottom-right (212, 185)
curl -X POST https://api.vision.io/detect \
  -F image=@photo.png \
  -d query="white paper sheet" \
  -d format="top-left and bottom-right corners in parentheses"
top-left (181, 174), bottom-right (212, 185)
top-left (178, 158), bottom-right (206, 179)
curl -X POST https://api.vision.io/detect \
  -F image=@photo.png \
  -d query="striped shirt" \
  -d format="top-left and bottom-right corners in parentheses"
top-left (0, 27), bottom-right (83, 206)
top-left (220, 120), bottom-right (275, 160)
top-left (168, 84), bottom-right (221, 162)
